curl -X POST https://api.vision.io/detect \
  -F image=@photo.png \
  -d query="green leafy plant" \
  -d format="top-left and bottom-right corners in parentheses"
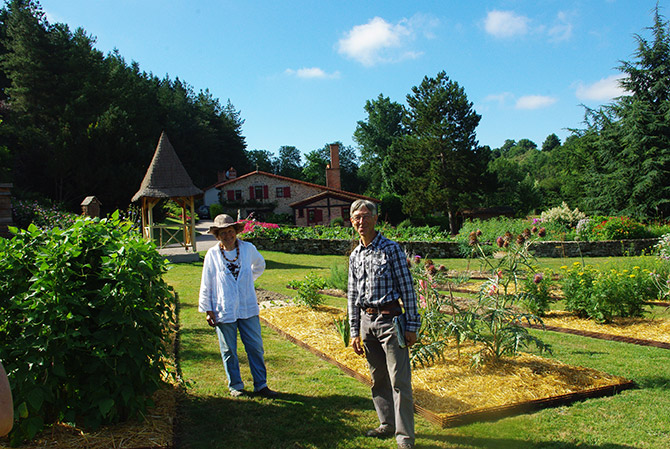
top-left (292, 272), bottom-right (328, 308)
top-left (540, 202), bottom-right (586, 229)
top-left (0, 213), bottom-right (175, 445)
top-left (463, 229), bottom-right (552, 365)
top-left (333, 313), bottom-right (350, 347)
top-left (328, 263), bottom-right (349, 292)
top-left (560, 260), bottom-right (666, 322)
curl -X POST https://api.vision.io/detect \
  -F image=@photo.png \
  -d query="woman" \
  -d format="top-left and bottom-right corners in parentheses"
top-left (198, 214), bottom-right (277, 398)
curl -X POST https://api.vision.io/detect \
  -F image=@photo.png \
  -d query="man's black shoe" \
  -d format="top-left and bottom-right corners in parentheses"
top-left (255, 387), bottom-right (279, 399)
top-left (365, 425), bottom-right (395, 438)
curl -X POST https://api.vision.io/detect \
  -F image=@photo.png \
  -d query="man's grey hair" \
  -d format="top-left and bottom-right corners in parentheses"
top-left (350, 199), bottom-right (378, 217)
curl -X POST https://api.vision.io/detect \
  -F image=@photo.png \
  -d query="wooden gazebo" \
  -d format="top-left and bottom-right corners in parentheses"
top-left (132, 132), bottom-right (203, 252)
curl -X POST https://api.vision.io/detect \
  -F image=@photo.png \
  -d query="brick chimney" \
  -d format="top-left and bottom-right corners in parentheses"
top-left (325, 143), bottom-right (341, 190)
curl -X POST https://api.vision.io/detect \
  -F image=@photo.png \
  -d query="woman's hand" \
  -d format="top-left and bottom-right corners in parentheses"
top-left (205, 311), bottom-right (217, 327)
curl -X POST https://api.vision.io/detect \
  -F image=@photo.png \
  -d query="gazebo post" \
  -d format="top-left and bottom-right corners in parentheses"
top-left (189, 197), bottom-right (197, 252)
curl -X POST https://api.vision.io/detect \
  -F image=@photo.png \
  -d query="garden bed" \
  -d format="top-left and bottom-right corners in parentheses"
top-left (531, 311), bottom-right (670, 349)
top-left (259, 304), bottom-right (634, 427)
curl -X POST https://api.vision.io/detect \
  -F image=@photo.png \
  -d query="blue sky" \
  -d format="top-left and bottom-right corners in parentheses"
top-left (41, 0), bottom-right (661, 159)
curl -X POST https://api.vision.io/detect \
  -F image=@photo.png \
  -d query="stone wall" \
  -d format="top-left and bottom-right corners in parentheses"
top-left (244, 237), bottom-right (660, 258)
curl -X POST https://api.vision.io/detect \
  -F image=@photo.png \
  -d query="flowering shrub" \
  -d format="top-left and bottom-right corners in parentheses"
top-left (560, 261), bottom-right (667, 322)
top-left (12, 199), bottom-right (78, 230)
top-left (590, 216), bottom-right (650, 240)
top-left (654, 233), bottom-right (670, 261)
top-left (540, 202), bottom-right (586, 229)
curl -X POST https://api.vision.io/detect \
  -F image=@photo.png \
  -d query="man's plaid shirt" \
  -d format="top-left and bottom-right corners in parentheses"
top-left (347, 232), bottom-right (421, 338)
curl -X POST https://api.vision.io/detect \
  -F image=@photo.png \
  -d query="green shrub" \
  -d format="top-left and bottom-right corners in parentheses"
top-left (328, 263), bottom-right (349, 292)
top-left (292, 272), bottom-right (327, 308)
top-left (590, 216), bottom-right (650, 240)
top-left (559, 260), bottom-right (665, 322)
top-left (209, 203), bottom-right (224, 219)
top-left (330, 217), bottom-right (345, 227)
top-left (0, 213), bottom-right (175, 444)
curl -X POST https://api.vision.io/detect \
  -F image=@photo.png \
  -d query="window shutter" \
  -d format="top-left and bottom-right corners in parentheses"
top-left (227, 190), bottom-right (235, 201)
top-left (263, 185), bottom-right (269, 199)
top-left (315, 209), bottom-right (323, 222)
top-left (284, 187), bottom-right (291, 198)
top-left (249, 186), bottom-right (255, 200)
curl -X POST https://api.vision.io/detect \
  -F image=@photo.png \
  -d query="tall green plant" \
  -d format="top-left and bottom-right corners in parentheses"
top-left (464, 230), bottom-right (552, 365)
top-left (0, 213), bottom-right (175, 445)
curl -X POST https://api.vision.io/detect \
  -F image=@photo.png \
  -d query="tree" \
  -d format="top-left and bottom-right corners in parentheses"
top-left (275, 145), bottom-right (302, 179)
top-left (353, 94), bottom-right (406, 196)
top-left (245, 149), bottom-right (277, 173)
top-left (398, 71), bottom-right (488, 234)
top-left (302, 147), bottom-right (328, 185)
top-left (580, 7), bottom-right (670, 219)
top-left (302, 142), bottom-right (362, 192)
top-left (541, 133), bottom-right (561, 152)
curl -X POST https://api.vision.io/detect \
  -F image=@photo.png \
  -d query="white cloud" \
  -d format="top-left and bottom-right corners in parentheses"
top-left (484, 10), bottom-right (530, 38)
top-left (483, 92), bottom-right (514, 106)
top-left (285, 67), bottom-right (340, 79)
top-left (337, 15), bottom-right (436, 66)
top-left (575, 75), bottom-right (627, 101)
top-left (548, 12), bottom-right (573, 42)
top-left (515, 95), bottom-right (557, 110)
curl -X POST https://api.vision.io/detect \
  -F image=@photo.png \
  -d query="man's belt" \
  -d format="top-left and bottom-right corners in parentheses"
top-left (364, 300), bottom-right (402, 316)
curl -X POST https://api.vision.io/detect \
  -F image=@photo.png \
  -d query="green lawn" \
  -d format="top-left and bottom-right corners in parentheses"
top-left (165, 251), bottom-right (670, 449)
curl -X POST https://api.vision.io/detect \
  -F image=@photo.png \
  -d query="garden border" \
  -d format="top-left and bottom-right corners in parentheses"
top-left (260, 317), bottom-right (636, 428)
top-left (527, 323), bottom-right (670, 350)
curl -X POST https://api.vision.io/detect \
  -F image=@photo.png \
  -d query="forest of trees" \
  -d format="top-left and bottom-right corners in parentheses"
top-left (1, 0), bottom-right (668, 225)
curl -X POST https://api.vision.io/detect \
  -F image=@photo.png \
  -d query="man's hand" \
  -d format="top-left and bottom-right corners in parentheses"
top-left (404, 331), bottom-right (417, 347)
top-left (351, 336), bottom-right (365, 355)
top-left (205, 311), bottom-right (217, 327)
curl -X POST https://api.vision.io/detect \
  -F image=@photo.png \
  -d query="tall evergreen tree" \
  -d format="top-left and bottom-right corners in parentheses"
top-left (398, 71), bottom-right (488, 234)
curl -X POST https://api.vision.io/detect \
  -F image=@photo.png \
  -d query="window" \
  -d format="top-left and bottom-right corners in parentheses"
top-left (254, 185), bottom-right (264, 199)
top-left (298, 209), bottom-right (304, 218)
top-left (276, 186), bottom-right (291, 198)
top-left (342, 206), bottom-right (350, 221)
top-left (227, 190), bottom-right (243, 201)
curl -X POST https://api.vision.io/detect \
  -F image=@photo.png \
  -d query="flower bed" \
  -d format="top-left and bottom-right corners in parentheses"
top-left (260, 305), bottom-right (633, 427)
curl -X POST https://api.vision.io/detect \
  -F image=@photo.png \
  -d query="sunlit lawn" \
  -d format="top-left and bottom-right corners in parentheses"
top-left (165, 251), bottom-right (670, 449)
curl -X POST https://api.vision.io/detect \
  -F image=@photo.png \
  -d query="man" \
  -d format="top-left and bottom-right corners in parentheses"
top-left (347, 199), bottom-right (420, 449)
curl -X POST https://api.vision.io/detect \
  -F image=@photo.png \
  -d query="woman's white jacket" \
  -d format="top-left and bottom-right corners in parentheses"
top-left (198, 239), bottom-right (265, 324)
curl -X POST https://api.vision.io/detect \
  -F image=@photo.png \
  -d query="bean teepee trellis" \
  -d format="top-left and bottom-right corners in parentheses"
top-left (132, 132), bottom-right (203, 252)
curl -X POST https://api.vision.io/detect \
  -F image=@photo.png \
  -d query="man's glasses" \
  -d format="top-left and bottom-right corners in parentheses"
top-left (351, 214), bottom-right (374, 223)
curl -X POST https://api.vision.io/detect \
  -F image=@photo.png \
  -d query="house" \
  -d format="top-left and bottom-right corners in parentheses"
top-left (202, 143), bottom-right (379, 226)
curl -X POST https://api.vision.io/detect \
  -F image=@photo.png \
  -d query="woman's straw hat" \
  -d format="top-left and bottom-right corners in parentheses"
top-left (208, 214), bottom-right (245, 234)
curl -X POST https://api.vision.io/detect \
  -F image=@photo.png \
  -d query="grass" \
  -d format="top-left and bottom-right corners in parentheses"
top-left (164, 252), bottom-right (670, 449)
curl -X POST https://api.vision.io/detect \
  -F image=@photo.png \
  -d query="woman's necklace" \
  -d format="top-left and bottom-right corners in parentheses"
top-left (219, 241), bottom-right (239, 263)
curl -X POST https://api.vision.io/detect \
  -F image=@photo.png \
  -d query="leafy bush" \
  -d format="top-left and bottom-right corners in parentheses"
top-left (291, 272), bottom-right (327, 308)
top-left (540, 202), bottom-right (586, 228)
top-left (560, 260), bottom-right (666, 322)
top-left (209, 203), bottom-right (224, 219)
top-left (330, 217), bottom-right (345, 227)
top-left (590, 216), bottom-right (650, 240)
top-left (520, 271), bottom-right (554, 316)
top-left (328, 263), bottom-right (349, 292)
top-left (0, 213), bottom-right (175, 444)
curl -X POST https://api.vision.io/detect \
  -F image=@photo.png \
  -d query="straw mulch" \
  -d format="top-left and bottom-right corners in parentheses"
top-left (540, 311), bottom-right (670, 344)
top-left (260, 305), bottom-right (629, 420)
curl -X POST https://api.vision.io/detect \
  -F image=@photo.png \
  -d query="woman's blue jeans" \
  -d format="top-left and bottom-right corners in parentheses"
top-left (215, 315), bottom-right (268, 393)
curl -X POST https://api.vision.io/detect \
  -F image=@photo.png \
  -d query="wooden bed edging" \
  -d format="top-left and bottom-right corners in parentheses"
top-left (528, 324), bottom-right (670, 350)
top-left (260, 317), bottom-right (635, 428)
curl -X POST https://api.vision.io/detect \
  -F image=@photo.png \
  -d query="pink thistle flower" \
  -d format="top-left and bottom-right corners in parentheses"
top-left (533, 273), bottom-right (544, 284)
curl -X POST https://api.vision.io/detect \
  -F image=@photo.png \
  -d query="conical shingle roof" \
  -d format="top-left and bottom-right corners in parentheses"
top-left (132, 132), bottom-right (203, 202)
